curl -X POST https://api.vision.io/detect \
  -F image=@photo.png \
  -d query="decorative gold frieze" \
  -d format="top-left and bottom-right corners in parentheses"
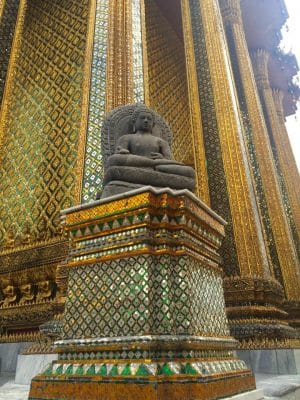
top-left (0, 238), bottom-right (68, 334)
top-left (236, 337), bottom-right (300, 350)
top-left (0, 331), bottom-right (41, 344)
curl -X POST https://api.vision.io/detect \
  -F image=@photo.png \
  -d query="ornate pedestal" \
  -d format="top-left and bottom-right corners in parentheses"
top-left (29, 188), bottom-right (255, 400)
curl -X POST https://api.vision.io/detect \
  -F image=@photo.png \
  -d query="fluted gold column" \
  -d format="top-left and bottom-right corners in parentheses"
top-left (190, 0), bottom-right (269, 278)
top-left (252, 50), bottom-right (300, 244)
top-left (219, 0), bottom-right (300, 301)
top-left (188, 0), bottom-right (299, 347)
top-left (181, 0), bottom-right (210, 203)
top-left (106, 0), bottom-right (134, 111)
top-left (271, 88), bottom-right (300, 234)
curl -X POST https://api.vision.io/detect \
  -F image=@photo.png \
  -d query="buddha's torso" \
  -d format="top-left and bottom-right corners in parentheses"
top-left (127, 133), bottom-right (164, 158)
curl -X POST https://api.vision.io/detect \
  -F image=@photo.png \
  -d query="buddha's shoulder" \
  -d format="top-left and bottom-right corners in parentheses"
top-left (117, 134), bottom-right (132, 142)
top-left (157, 137), bottom-right (168, 145)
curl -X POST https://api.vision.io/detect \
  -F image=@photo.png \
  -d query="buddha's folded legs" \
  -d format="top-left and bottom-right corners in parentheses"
top-left (155, 164), bottom-right (195, 178)
top-left (103, 166), bottom-right (195, 192)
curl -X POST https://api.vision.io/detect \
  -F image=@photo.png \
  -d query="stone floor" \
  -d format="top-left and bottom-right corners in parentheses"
top-left (0, 376), bottom-right (29, 400)
top-left (0, 374), bottom-right (299, 399)
top-left (256, 374), bottom-right (300, 400)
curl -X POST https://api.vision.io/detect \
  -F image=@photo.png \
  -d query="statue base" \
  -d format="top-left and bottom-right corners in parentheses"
top-left (29, 188), bottom-right (255, 399)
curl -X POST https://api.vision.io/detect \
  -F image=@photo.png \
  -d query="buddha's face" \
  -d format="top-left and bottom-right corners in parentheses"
top-left (135, 112), bottom-right (154, 133)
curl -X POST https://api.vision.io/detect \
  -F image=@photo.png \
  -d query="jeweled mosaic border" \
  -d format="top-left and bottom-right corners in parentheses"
top-left (81, 0), bottom-right (109, 203)
top-left (45, 359), bottom-right (247, 377)
top-left (132, 0), bottom-right (145, 103)
top-left (0, 0), bottom-right (20, 105)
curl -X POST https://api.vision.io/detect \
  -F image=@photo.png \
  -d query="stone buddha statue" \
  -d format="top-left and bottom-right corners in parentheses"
top-left (99, 103), bottom-right (195, 199)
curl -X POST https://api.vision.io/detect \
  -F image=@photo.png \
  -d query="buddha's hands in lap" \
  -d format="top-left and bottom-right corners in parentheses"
top-left (116, 147), bottom-right (130, 155)
top-left (150, 152), bottom-right (164, 160)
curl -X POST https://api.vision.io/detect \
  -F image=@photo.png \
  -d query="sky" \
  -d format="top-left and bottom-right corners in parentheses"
top-left (281, 0), bottom-right (300, 170)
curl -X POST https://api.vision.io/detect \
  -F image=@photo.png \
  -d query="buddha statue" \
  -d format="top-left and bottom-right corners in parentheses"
top-left (99, 104), bottom-right (195, 198)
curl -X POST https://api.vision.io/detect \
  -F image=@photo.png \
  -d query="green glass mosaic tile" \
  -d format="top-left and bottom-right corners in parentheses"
top-left (184, 363), bottom-right (197, 375)
top-left (108, 365), bottom-right (118, 376)
top-left (160, 363), bottom-right (173, 376)
top-left (75, 365), bottom-right (84, 375)
top-left (87, 365), bottom-right (95, 375)
top-left (121, 365), bottom-right (132, 376)
top-left (97, 364), bottom-right (107, 376)
top-left (136, 364), bottom-right (150, 376)
top-left (66, 365), bottom-right (73, 375)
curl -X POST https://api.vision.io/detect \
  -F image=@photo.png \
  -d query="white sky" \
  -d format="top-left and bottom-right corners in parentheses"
top-left (281, 0), bottom-right (300, 171)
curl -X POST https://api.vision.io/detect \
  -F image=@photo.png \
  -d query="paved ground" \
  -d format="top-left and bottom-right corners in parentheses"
top-left (256, 374), bottom-right (300, 400)
top-left (0, 374), bottom-right (300, 399)
top-left (0, 376), bottom-right (29, 400)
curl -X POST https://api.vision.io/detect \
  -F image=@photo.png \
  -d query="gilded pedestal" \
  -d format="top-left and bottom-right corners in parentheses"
top-left (29, 188), bottom-right (255, 399)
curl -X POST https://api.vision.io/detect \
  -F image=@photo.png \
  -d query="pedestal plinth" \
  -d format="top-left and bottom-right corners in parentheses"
top-left (29, 188), bottom-right (255, 399)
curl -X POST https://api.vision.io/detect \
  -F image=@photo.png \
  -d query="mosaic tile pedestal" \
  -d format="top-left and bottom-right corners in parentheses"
top-left (29, 188), bottom-right (255, 399)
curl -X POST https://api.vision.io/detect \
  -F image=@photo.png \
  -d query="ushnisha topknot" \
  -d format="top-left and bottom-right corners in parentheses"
top-left (131, 103), bottom-right (155, 127)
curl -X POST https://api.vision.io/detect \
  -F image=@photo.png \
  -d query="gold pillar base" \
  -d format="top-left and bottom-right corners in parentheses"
top-left (29, 372), bottom-right (255, 400)
top-left (224, 276), bottom-right (297, 348)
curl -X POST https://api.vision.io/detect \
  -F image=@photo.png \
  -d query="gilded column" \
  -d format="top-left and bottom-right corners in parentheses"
top-left (271, 88), bottom-right (300, 235)
top-left (219, 0), bottom-right (300, 301)
top-left (251, 49), bottom-right (300, 335)
top-left (188, 0), bottom-right (297, 347)
top-left (189, 0), bottom-right (269, 278)
top-left (180, 0), bottom-right (210, 203)
top-left (106, 0), bottom-right (134, 111)
top-left (251, 50), bottom-right (300, 250)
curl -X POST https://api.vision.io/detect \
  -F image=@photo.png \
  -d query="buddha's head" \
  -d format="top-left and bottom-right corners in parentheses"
top-left (132, 104), bottom-right (155, 133)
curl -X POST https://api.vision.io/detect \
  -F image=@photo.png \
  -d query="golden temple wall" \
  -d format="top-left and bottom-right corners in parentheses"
top-left (0, 0), bottom-right (91, 243)
top-left (0, 0), bottom-right (299, 348)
